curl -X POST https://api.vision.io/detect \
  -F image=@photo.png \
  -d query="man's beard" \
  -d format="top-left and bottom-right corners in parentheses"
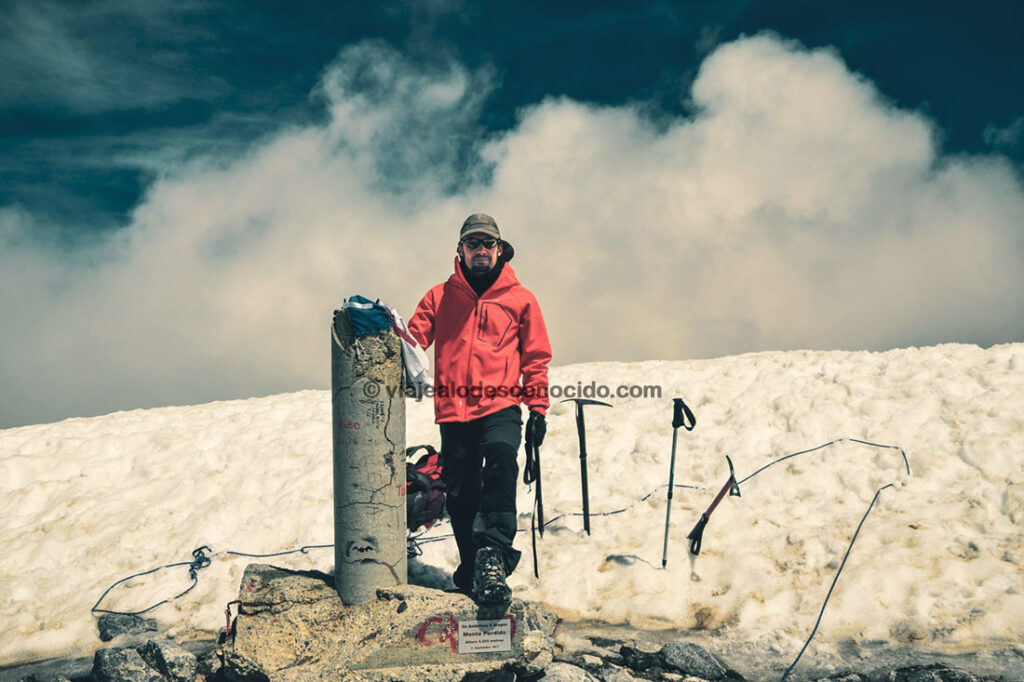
top-left (469, 256), bottom-right (493, 276)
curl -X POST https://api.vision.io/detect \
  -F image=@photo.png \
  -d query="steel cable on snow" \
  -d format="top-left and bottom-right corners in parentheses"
top-left (780, 483), bottom-right (895, 681)
top-left (738, 437), bottom-right (911, 485)
top-left (707, 438), bottom-right (911, 681)
top-left (224, 544), bottom-right (333, 559)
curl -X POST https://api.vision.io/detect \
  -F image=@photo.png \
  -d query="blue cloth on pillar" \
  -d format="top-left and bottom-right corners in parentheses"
top-left (343, 295), bottom-right (392, 336)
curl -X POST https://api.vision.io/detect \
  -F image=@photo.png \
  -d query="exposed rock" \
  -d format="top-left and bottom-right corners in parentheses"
top-left (537, 662), bottom-right (600, 681)
top-left (136, 639), bottom-right (199, 682)
top-left (551, 651), bottom-right (644, 682)
top-left (28, 567), bottom-right (999, 682)
top-left (887, 665), bottom-right (981, 682)
top-left (91, 648), bottom-right (162, 682)
top-left (659, 641), bottom-right (727, 680)
top-left (460, 671), bottom-right (516, 681)
top-left (11, 604), bottom-right (1010, 682)
top-left (96, 615), bottom-right (159, 643)
top-left (221, 563), bottom-right (557, 681)
top-left (593, 662), bottom-right (641, 681)
top-left (550, 631), bottom-right (623, 668)
top-left (620, 640), bottom-right (664, 674)
top-left (512, 630), bottom-right (555, 678)
top-left (196, 647), bottom-right (223, 680)
top-left (5, 594), bottom-right (1013, 682)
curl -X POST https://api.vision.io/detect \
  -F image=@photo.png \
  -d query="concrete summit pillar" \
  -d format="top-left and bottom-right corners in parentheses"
top-left (331, 307), bottom-right (407, 604)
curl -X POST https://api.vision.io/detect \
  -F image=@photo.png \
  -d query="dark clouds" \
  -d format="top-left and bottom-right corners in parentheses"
top-left (3, 2), bottom-right (1022, 234)
top-left (0, 0), bottom-right (227, 112)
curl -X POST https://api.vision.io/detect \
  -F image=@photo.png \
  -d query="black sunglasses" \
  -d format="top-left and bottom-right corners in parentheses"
top-left (461, 237), bottom-right (498, 250)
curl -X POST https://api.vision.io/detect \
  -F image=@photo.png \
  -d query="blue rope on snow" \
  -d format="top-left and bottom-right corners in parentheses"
top-left (90, 544), bottom-right (332, 617)
top-left (92, 545), bottom-right (214, 617)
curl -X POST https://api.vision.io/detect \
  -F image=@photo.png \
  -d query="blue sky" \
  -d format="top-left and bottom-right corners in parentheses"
top-left (1, 1), bottom-right (1022, 428)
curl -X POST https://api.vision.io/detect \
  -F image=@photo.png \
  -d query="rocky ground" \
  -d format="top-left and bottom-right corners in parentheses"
top-left (0, 564), bottom-right (1008, 682)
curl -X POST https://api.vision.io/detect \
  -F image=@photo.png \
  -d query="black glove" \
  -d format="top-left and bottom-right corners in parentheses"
top-left (526, 410), bottom-right (546, 448)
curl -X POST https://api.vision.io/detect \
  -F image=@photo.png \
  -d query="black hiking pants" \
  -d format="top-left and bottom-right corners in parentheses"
top-left (439, 405), bottom-right (523, 584)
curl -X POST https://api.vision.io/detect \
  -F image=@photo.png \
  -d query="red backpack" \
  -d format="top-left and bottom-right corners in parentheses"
top-left (406, 445), bottom-right (446, 531)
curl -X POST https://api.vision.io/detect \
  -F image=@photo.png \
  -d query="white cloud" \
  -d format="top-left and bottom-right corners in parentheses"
top-left (2, 34), bottom-right (1023, 428)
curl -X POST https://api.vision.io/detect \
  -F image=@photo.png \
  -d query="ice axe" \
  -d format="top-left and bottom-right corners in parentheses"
top-left (686, 455), bottom-right (741, 556)
top-left (661, 398), bottom-right (696, 568)
top-left (561, 398), bottom-right (612, 535)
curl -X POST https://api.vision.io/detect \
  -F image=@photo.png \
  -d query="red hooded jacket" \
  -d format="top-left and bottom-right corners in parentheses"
top-left (408, 258), bottom-right (552, 423)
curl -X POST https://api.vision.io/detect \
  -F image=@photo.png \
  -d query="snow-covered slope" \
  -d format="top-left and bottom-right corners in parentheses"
top-left (2, 344), bottom-right (1022, 676)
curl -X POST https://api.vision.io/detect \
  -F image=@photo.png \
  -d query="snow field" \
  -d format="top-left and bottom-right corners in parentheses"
top-left (1, 344), bottom-right (1022, 673)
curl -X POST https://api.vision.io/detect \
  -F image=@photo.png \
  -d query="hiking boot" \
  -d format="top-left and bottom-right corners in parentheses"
top-left (472, 546), bottom-right (511, 606)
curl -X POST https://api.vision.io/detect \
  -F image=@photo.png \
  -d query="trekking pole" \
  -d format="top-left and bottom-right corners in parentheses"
top-left (662, 398), bottom-right (696, 568)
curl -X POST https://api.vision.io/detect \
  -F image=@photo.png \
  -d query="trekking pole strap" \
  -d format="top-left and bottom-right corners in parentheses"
top-left (533, 441), bottom-right (544, 535)
top-left (672, 398), bottom-right (696, 431)
top-left (523, 438), bottom-right (544, 532)
top-left (523, 436), bottom-right (538, 485)
top-left (687, 514), bottom-right (709, 555)
top-left (524, 438), bottom-right (544, 578)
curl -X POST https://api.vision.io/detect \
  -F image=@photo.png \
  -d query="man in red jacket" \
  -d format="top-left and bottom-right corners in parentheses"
top-left (408, 213), bottom-right (552, 606)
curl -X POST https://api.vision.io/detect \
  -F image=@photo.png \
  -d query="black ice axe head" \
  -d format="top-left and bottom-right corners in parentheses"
top-left (726, 455), bottom-right (741, 497)
top-left (559, 398), bottom-right (613, 442)
top-left (560, 398), bottom-right (614, 408)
